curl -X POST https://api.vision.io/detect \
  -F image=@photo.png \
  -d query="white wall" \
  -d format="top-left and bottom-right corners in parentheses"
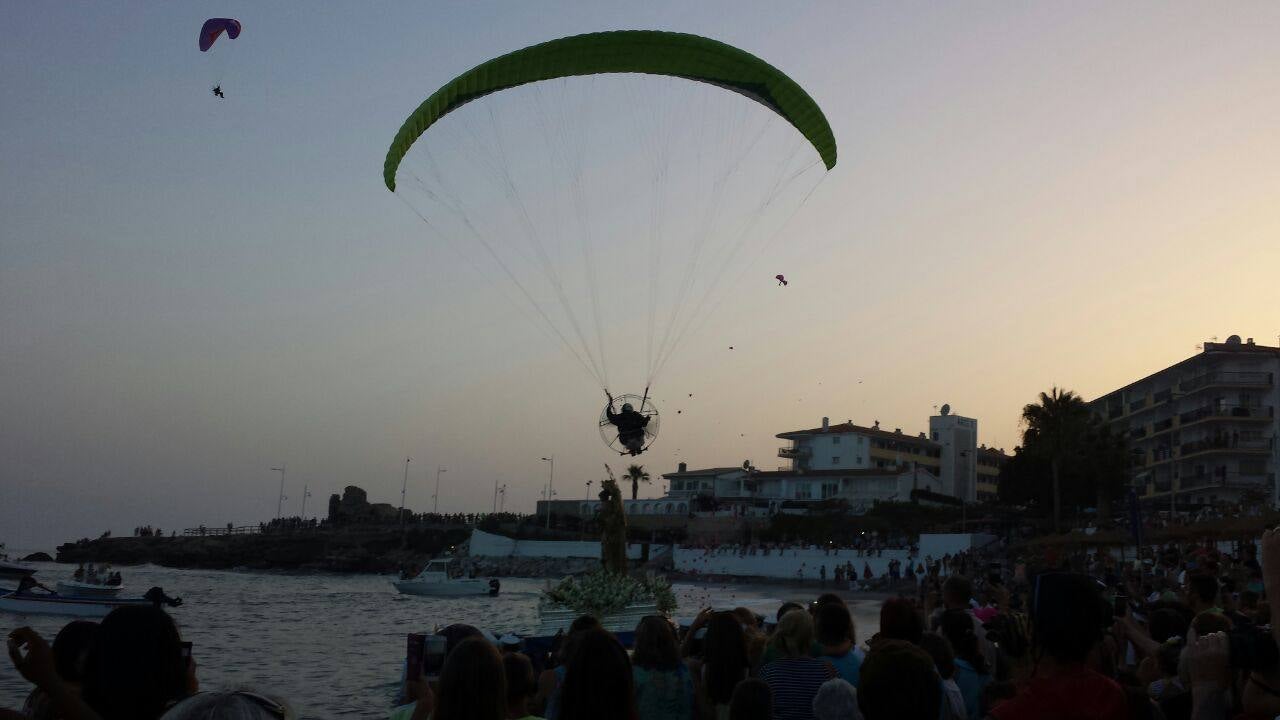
top-left (468, 529), bottom-right (664, 560)
top-left (673, 533), bottom-right (991, 580)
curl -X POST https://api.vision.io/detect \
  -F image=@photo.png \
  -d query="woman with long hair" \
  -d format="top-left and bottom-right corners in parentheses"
top-left (631, 616), bottom-right (693, 720)
top-left (938, 609), bottom-right (990, 720)
top-left (557, 628), bottom-right (636, 720)
top-left (692, 612), bottom-right (752, 720)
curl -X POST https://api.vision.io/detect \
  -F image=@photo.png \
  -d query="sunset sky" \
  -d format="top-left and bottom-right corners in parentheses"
top-left (3, 1), bottom-right (1280, 550)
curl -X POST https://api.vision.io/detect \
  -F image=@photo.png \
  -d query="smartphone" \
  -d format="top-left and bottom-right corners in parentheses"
top-left (180, 641), bottom-right (193, 661)
top-left (423, 635), bottom-right (448, 681)
top-left (1113, 595), bottom-right (1128, 617)
top-left (406, 633), bottom-right (426, 679)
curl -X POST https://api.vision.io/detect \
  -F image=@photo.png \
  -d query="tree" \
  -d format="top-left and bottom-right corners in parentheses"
top-left (1020, 387), bottom-right (1091, 533)
top-left (624, 464), bottom-right (651, 501)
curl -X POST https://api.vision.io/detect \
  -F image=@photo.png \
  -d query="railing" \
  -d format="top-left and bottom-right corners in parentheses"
top-left (1153, 418), bottom-right (1174, 432)
top-left (1129, 398), bottom-right (1147, 413)
top-left (1130, 426), bottom-right (1148, 440)
top-left (777, 446), bottom-right (811, 459)
top-left (182, 525), bottom-right (262, 537)
top-left (1179, 404), bottom-right (1273, 425)
top-left (1179, 371), bottom-right (1273, 392)
top-left (1108, 406), bottom-right (1124, 420)
top-left (1180, 437), bottom-right (1273, 455)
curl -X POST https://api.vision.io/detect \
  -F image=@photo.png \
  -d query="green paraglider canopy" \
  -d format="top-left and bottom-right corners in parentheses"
top-left (383, 30), bottom-right (837, 191)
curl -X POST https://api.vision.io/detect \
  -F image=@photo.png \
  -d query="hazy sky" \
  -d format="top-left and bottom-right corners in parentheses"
top-left (4, 2), bottom-right (1280, 552)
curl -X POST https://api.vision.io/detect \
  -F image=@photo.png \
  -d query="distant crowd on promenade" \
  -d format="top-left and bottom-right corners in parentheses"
top-left (14, 529), bottom-right (1280, 719)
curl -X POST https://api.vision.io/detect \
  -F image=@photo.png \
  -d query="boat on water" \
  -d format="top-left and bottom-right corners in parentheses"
top-left (393, 559), bottom-right (500, 597)
top-left (55, 578), bottom-right (126, 598)
top-left (0, 545), bottom-right (36, 589)
top-left (0, 591), bottom-right (154, 618)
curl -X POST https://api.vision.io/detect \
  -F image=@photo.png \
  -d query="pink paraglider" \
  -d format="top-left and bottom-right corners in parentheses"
top-left (775, 274), bottom-right (788, 286)
top-left (199, 18), bottom-right (241, 52)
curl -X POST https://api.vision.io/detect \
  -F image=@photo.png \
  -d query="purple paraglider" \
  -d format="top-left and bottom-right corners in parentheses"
top-left (199, 18), bottom-right (241, 52)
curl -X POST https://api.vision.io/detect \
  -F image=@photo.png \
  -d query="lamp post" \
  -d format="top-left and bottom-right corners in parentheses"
top-left (541, 456), bottom-right (555, 529)
top-left (271, 465), bottom-right (287, 520)
top-left (498, 484), bottom-right (507, 512)
top-left (433, 467), bottom-right (446, 514)
top-left (300, 484), bottom-right (312, 520)
top-left (399, 457), bottom-right (411, 528)
top-left (586, 479), bottom-right (593, 500)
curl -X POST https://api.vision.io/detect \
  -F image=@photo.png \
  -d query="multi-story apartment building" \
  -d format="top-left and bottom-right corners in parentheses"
top-left (1089, 335), bottom-right (1280, 509)
top-left (776, 407), bottom-right (1002, 502)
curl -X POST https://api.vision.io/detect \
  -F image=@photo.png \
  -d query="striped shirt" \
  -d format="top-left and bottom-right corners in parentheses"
top-left (760, 657), bottom-right (837, 720)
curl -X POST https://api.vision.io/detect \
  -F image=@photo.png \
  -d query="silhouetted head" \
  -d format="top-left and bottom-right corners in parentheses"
top-left (632, 616), bottom-right (680, 671)
top-left (704, 611), bottom-right (751, 705)
top-left (434, 637), bottom-right (506, 720)
top-left (622, 403), bottom-right (634, 413)
top-left (728, 678), bottom-right (772, 720)
top-left (52, 620), bottom-right (98, 685)
top-left (83, 606), bottom-right (188, 720)
top-left (558, 628), bottom-right (635, 720)
top-left (858, 640), bottom-right (941, 720)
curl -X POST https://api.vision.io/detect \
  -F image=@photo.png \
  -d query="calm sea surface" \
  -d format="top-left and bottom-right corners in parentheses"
top-left (0, 562), bottom-right (883, 718)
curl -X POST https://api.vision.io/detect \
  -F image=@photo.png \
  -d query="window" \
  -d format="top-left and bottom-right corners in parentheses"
top-left (832, 456), bottom-right (840, 464)
top-left (932, 431), bottom-right (939, 441)
top-left (795, 484), bottom-right (812, 500)
top-left (876, 460), bottom-right (885, 468)
top-left (821, 482), bottom-right (839, 498)
top-left (832, 436), bottom-right (841, 445)
top-left (857, 456), bottom-right (862, 464)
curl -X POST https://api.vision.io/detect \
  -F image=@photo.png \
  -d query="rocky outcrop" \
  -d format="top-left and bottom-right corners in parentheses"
top-left (22, 552), bottom-right (52, 562)
top-left (55, 526), bottom-right (471, 573)
top-left (328, 486), bottom-right (401, 526)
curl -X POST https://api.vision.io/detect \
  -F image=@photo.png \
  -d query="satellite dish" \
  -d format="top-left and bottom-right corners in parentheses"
top-left (940, 403), bottom-right (951, 416)
top-left (1226, 335), bottom-right (1242, 345)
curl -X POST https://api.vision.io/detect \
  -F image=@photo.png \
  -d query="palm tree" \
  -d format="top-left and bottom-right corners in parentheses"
top-left (1021, 387), bottom-right (1091, 533)
top-left (624, 464), bottom-right (651, 501)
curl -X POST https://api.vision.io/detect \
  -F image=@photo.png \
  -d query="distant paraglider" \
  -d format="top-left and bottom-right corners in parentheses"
top-left (200, 18), bottom-right (241, 98)
top-left (199, 18), bottom-right (241, 52)
top-left (775, 274), bottom-right (788, 286)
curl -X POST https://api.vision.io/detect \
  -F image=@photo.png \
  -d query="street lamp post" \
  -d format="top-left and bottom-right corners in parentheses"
top-left (541, 456), bottom-right (555, 529)
top-left (433, 467), bottom-right (447, 514)
top-left (586, 480), bottom-right (593, 500)
top-left (300, 484), bottom-right (312, 520)
top-left (399, 457), bottom-right (411, 528)
top-left (271, 465), bottom-right (287, 520)
top-left (498, 485), bottom-right (507, 512)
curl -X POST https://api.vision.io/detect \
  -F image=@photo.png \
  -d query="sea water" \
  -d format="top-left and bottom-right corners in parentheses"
top-left (0, 562), bottom-right (883, 718)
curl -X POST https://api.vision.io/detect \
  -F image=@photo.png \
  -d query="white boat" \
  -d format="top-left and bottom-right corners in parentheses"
top-left (56, 579), bottom-right (126, 597)
top-left (0, 591), bottom-right (152, 618)
top-left (392, 559), bottom-right (500, 597)
top-left (0, 546), bottom-right (35, 584)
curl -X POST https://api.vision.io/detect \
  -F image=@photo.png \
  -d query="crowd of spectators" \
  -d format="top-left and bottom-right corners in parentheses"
top-left (10, 530), bottom-right (1280, 719)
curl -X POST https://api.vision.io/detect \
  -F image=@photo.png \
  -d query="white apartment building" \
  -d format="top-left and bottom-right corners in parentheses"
top-left (1089, 335), bottom-right (1280, 509)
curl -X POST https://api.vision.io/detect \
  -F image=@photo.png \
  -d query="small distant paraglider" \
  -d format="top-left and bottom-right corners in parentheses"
top-left (775, 274), bottom-right (788, 286)
top-left (200, 18), bottom-right (241, 99)
top-left (199, 18), bottom-right (241, 52)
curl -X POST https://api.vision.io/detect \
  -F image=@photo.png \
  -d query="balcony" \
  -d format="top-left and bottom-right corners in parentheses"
top-left (1179, 371), bottom-right (1273, 393)
top-left (777, 446), bottom-right (812, 460)
top-left (1129, 398), bottom-right (1148, 413)
top-left (1179, 437), bottom-right (1273, 456)
top-left (1130, 426), bottom-right (1148, 440)
top-left (1179, 404), bottom-right (1273, 425)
